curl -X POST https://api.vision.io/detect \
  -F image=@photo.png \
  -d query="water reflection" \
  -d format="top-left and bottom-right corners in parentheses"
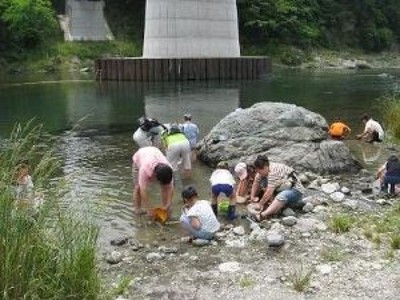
top-left (145, 86), bottom-right (239, 134)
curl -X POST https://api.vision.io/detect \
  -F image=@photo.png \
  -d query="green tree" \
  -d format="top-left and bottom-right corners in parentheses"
top-left (1, 0), bottom-right (58, 49)
top-left (240, 0), bottom-right (322, 48)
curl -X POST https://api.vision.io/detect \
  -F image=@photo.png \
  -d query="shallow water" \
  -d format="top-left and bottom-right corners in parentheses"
top-left (1, 68), bottom-right (399, 248)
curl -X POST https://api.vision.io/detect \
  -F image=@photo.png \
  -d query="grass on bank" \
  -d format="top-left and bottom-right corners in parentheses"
top-left (380, 91), bottom-right (400, 141)
top-left (0, 121), bottom-right (101, 300)
top-left (329, 214), bottom-right (355, 233)
top-left (0, 40), bottom-right (142, 74)
top-left (287, 264), bottom-right (313, 292)
top-left (362, 204), bottom-right (400, 250)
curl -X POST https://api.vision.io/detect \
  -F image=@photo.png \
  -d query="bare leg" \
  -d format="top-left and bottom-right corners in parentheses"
top-left (260, 198), bottom-right (286, 219)
top-left (133, 185), bottom-right (146, 215)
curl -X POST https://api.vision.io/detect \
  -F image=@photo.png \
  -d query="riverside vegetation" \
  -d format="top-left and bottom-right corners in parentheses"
top-left (0, 121), bottom-right (101, 299)
top-left (1, 0), bottom-right (400, 72)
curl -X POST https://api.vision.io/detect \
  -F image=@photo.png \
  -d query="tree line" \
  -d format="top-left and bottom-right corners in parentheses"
top-left (1, 0), bottom-right (399, 55)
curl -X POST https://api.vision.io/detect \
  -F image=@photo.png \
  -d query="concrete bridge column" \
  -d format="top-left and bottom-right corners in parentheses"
top-left (143, 0), bottom-right (240, 58)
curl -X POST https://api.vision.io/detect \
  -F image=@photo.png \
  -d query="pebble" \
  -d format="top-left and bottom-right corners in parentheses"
top-left (218, 261), bottom-right (241, 273)
top-left (146, 252), bottom-right (164, 263)
top-left (110, 236), bottom-right (129, 246)
top-left (330, 191), bottom-right (345, 202)
top-left (266, 233), bottom-right (285, 247)
top-left (316, 264), bottom-right (332, 275)
top-left (233, 226), bottom-right (245, 236)
top-left (282, 207), bottom-right (295, 217)
top-left (303, 202), bottom-right (314, 213)
top-left (281, 216), bottom-right (297, 226)
top-left (321, 182), bottom-right (340, 194)
top-left (106, 251), bottom-right (124, 265)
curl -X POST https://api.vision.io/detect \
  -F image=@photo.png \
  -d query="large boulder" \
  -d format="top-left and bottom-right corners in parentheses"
top-left (197, 102), bottom-right (362, 174)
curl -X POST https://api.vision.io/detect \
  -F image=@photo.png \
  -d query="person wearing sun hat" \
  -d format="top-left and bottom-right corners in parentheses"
top-left (234, 162), bottom-right (256, 204)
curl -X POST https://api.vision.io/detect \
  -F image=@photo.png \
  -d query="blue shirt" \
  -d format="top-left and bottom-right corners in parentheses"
top-left (181, 122), bottom-right (199, 149)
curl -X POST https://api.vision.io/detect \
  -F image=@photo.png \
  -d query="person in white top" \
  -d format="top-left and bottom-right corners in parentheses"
top-left (179, 186), bottom-right (220, 241)
top-left (132, 116), bottom-right (166, 148)
top-left (14, 160), bottom-right (43, 209)
top-left (356, 114), bottom-right (384, 143)
top-left (209, 161), bottom-right (237, 220)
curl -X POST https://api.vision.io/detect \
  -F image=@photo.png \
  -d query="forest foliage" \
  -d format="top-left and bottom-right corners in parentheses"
top-left (1, 0), bottom-right (400, 56)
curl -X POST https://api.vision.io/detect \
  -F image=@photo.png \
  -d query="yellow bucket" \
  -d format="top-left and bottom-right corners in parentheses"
top-left (151, 207), bottom-right (168, 224)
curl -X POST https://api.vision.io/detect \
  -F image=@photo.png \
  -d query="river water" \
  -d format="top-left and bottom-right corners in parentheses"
top-left (1, 68), bottom-right (399, 248)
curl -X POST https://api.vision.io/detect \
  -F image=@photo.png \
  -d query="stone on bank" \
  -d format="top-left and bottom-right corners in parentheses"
top-left (197, 102), bottom-right (362, 174)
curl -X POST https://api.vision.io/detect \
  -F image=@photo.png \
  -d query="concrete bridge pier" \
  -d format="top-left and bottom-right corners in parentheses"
top-left (143, 0), bottom-right (240, 58)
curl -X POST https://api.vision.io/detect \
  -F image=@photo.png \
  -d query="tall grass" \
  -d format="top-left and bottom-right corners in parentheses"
top-left (0, 121), bottom-right (101, 299)
top-left (380, 91), bottom-right (400, 140)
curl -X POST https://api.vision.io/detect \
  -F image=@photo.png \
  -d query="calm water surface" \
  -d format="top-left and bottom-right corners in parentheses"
top-left (1, 68), bottom-right (399, 247)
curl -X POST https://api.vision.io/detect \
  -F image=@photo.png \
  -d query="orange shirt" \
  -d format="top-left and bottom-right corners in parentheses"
top-left (329, 122), bottom-right (351, 137)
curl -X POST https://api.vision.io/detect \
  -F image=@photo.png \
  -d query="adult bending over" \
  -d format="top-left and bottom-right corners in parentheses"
top-left (133, 116), bottom-right (166, 148)
top-left (356, 114), bottom-right (384, 143)
top-left (251, 155), bottom-right (304, 221)
top-left (132, 146), bottom-right (174, 216)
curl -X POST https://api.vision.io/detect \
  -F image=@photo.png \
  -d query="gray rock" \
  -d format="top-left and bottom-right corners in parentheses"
top-left (340, 186), bottom-right (351, 195)
top-left (342, 199), bottom-right (358, 210)
top-left (330, 191), bottom-right (345, 202)
top-left (197, 102), bottom-right (361, 173)
top-left (266, 233), bottom-right (285, 247)
top-left (321, 182), bottom-right (340, 194)
top-left (282, 207), bottom-right (296, 217)
top-left (158, 246), bottom-right (178, 254)
top-left (316, 264), bottom-right (332, 275)
top-left (218, 261), bottom-right (241, 273)
top-left (106, 251), bottom-right (124, 264)
top-left (281, 216), bottom-right (298, 226)
top-left (295, 218), bottom-right (327, 233)
top-left (146, 252), bottom-right (164, 263)
top-left (298, 173), bottom-right (310, 184)
top-left (249, 228), bottom-right (268, 241)
top-left (233, 225), bottom-right (245, 236)
top-left (192, 239), bottom-right (211, 246)
top-left (308, 179), bottom-right (320, 190)
top-left (110, 236), bottom-right (129, 246)
top-left (303, 202), bottom-right (314, 213)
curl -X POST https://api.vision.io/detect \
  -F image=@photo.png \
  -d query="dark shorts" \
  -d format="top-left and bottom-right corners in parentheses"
top-left (372, 131), bottom-right (382, 142)
top-left (212, 184), bottom-right (234, 197)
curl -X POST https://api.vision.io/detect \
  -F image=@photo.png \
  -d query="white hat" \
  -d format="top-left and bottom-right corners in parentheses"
top-left (234, 162), bottom-right (248, 180)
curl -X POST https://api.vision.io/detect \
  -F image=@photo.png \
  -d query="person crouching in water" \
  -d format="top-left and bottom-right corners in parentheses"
top-left (180, 186), bottom-right (220, 242)
top-left (328, 118), bottom-right (351, 140)
top-left (209, 161), bottom-right (237, 220)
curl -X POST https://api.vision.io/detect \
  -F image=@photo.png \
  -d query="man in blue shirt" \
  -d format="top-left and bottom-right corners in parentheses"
top-left (181, 113), bottom-right (200, 160)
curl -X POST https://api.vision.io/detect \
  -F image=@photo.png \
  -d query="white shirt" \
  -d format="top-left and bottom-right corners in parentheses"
top-left (209, 169), bottom-right (236, 186)
top-left (187, 200), bottom-right (220, 233)
top-left (365, 119), bottom-right (384, 140)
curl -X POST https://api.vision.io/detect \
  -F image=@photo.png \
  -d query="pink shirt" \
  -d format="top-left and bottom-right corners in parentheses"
top-left (132, 146), bottom-right (172, 188)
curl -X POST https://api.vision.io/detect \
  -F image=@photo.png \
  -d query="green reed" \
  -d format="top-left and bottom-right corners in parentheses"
top-left (380, 91), bottom-right (400, 141)
top-left (0, 121), bottom-right (101, 299)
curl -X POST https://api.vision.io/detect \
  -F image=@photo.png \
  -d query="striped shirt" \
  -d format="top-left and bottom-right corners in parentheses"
top-left (255, 162), bottom-right (304, 193)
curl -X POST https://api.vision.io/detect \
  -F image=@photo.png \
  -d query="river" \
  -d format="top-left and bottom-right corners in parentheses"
top-left (1, 67), bottom-right (399, 248)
